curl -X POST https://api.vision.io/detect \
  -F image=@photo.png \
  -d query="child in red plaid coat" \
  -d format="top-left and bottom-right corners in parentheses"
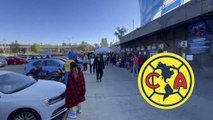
top-left (66, 62), bottom-right (86, 119)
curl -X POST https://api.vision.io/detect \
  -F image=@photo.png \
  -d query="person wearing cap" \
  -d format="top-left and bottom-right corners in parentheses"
top-left (65, 62), bottom-right (86, 119)
top-left (64, 51), bottom-right (77, 84)
top-left (64, 51), bottom-right (86, 119)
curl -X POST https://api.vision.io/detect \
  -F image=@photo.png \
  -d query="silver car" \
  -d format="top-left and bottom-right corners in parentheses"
top-left (0, 59), bottom-right (8, 67)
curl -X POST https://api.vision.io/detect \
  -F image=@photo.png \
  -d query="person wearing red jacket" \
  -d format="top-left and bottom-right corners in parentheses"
top-left (132, 54), bottom-right (139, 77)
top-left (138, 55), bottom-right (145, 69)
top-left (66, 62), bottom-right (86, 119)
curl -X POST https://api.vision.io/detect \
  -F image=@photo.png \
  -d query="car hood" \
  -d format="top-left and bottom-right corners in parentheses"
top-left (14, 80), bottom-right (66, 99)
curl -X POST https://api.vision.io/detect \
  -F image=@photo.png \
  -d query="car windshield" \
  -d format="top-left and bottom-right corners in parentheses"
top-left (17, 56), bottom-right (26, 59)
top-left (0, 56), bottom-right (7, 59)
top-left (61, 56), bottom-right (69, 60)
top-left (54, 59), bottom-right (65, 64)
top-left (0, 72), bottom-right (36, 94)
top-left (17, 55), bottom-right (25, 57)
top-left (56, 58), bottom-right (66, 62)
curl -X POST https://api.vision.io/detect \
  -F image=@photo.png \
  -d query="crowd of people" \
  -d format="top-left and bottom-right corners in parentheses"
top-left (79, 53), bottom-right (109, 82)
top-left (107, 52), bottom-right (147, 77)
top-left (123, 52), bottom-right (146, 77)
top-left (82, 51), bottom-right (148, 78)
top-left (79, 51), bottom-right (147, 78)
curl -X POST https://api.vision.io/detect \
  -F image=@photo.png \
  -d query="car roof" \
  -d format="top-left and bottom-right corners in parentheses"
top-left (55, 57), bottom-right (67, 61)
top-left (18, 55), bottom-right (26, 56)
top-left (29, 58), bottom-right (65, 63)
top-left (32, 58), bottom-right (63, 61)
top-left (0, 71), bottom-right (13, 76)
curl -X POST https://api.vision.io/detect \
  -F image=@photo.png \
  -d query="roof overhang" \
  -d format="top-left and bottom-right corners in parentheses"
top-left (120, 0), bottom-right (213, 45)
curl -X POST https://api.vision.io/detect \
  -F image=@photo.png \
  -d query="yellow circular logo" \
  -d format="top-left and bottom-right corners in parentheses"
top-left (138, 52), bottom-right (195, 109)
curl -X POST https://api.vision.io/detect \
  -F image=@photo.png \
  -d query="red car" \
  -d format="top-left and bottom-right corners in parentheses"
top-left (6, 57), bottom-right (27, 65)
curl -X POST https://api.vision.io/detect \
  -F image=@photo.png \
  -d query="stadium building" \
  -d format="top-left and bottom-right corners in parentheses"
top-left (120, 0), bottom-right (213, 79)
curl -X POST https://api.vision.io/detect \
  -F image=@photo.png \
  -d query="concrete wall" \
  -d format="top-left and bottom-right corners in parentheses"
top-left (121, 0), bottom-right (213, 44)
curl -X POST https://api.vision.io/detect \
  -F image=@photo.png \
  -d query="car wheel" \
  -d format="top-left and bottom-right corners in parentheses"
top-left (14, 62), bottom-right (17, 65)
top-left (9, 109), bottom-right (41, 120)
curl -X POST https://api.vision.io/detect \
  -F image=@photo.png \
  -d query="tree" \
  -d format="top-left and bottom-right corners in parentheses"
top-left (62, 42), bottom-right (66, 46)
top-left (110, 42), bottom-right (114, 47)
top-left (31, 43), bottom-right (42, 53)
top-left (21, 48), bottom-right (27, 54)
top-left (10, 40), bottom-right (20, 53)
top-left (56, 45), bottom-right (61, 52)
top-left (0, 48), bottom-right (3, 54)
top-left (94, 43), bottom-right (100, 49)
top-left (100, 38), bottom-right (109, 47)
top-left (114, 26), bottom-right (127, 40)
top-left (78, 41), bottom-right (93, 52)
top-left (71, 43), bottom-right (78, 51)
top-left (67, 43), bottom-right (72, 46)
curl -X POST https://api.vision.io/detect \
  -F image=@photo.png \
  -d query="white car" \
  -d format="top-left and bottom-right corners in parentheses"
top-left (0, 59), bottom-right (8, 67)
top-left (0, 71), bottom-right (67, 120)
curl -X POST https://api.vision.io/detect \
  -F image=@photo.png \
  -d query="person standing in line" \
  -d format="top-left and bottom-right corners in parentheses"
top-left (65, 62), bottom-right (86, 119)
top-left (94, 55), bottom-right (105, 82)
top-left (77, 54), bottom-right (83, 70)
top-left (89, 55), bottom-right (95, 74)
top-left (106, 55), bottom-right (109, 66)
top-left (103, 54), bottom-right (109, 66)
top-left (64, 51), bottom-right (77, 84)
top-left (112, 55), bottom-right (116, 65)
top-left (132, 54), bottom-right (139, 77)
top-left (129, 53), bottom-right (133, 73)
top-left (138, 54), bottom-right (145, 70)
top-left (83, 54), bottom-right (88, 71)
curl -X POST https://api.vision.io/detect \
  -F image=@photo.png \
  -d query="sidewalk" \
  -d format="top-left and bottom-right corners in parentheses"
top-left (67, 65), bottom-right (213, 120)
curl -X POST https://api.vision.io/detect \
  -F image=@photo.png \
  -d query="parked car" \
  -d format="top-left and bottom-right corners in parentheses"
top-left (6, 57), bottom-right (28, 65)
top-left (0, 56), bottom-right (8, 60)
top-left (60, 56), bottom-right (69, 60)
top-left (0, 71), bottom-right (67, 120)
top-left (0, 58), bottom-right (8, 67)
top-left (17, 55), bottom-right (31, 62)
top-left (26, 66), bottom-right (64, 82)
top-left (23, 58), bottom-right (65, 76)
top-left (54, 57), bottom-right (67, 62)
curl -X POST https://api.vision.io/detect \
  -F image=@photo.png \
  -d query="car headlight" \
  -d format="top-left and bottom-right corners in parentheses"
top-left (43, 99), bottom-right (51, 105)
top-left (43, 92), bottom-right (65, 105)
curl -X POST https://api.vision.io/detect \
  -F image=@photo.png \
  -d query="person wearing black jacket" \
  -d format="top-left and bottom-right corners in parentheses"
top-left (94, 55), bottom-right (105, 82)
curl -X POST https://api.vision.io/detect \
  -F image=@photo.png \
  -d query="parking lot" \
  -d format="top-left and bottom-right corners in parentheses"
top-left (0, 64), bottom-right (26, 74)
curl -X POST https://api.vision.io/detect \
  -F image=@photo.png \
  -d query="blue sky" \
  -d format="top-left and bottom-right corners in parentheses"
top-left (0, 0), bottom-right (140, 45)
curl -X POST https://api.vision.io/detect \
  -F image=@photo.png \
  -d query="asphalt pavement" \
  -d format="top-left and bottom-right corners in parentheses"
top-left (67, 64), bottom-right (213, 120)
top-left (0, 64), bottom-right (26, 74)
